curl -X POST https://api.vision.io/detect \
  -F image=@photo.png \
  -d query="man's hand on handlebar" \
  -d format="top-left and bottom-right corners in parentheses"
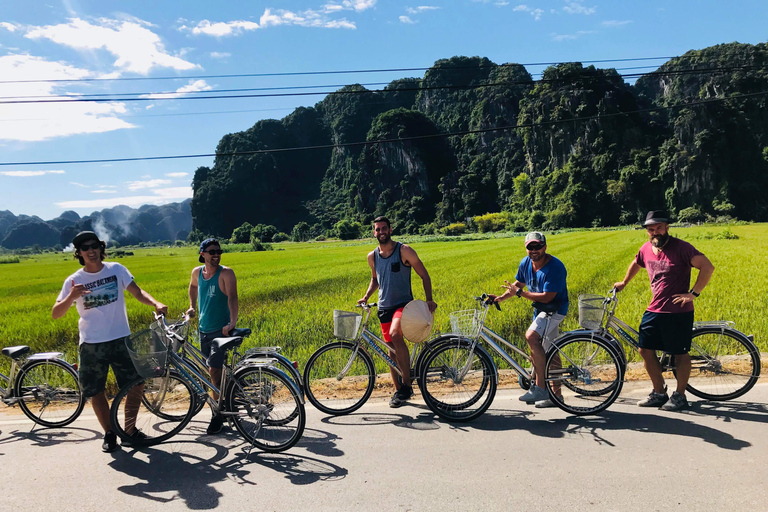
top-left (154, 302), bottom-right (168, 316)
top-left (185, 306), bottom-right (196, 318)
top-left (613, 282), bottom-right (627, 292)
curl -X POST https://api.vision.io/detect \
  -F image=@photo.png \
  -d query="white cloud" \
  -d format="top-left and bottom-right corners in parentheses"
top-left (406, 6), bottom-right (440, 14)
top-left (186, 6), bottom-right (361, 36)
top-left (495, 1), bottom-right (510, 5)
top-left (56, 186), bottom-right (193, 209)
top-left (0, 22), bottom-right (20, 32)
top-left (24, 17), bottom-right (198, 74)
top-left (563, 2), bottom-right (596, 15)
top-left (513, 5), bottom-right (543, 20)
top-left (141, 79), bottom-right (212, 100)
top-left (0, 170), bottom-right (65, 177)
top-left (91, 189), bottom-right (117, 194)
top-left (70, 182), bottom-right (90, 187)
top-left (165, 172), bottom-right (189, 178)
top-left (0, 54), bottom-right (134, 142)
top-left (399, 16), bottom-right (417, 24)
top-left (190, 20), bottom-right (260, 36)
top-left (209, 51), bottom-right (231, 59)
top-left (342, 0), bottom-right (376, 11)
top-left (126, 179), bottom-right (172, 190)
top-left (551, 30), bottom-right (595, 41)
top-left (602, 20), bottom-right (632, 27)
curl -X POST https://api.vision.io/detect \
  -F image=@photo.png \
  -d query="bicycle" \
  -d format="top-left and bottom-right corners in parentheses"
top-left (419, 295), bottom-right (625, 420)
top-left (109, 314), bottom-right (305, 453)
top-left (302, 303), bottom-right (498, 417)
top-left (578, 289), bottom-right (761, 401)
top-left (0, 345), bottom-right (85, 428)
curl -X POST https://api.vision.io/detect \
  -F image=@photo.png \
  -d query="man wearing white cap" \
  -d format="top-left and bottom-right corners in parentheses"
top-left (489, 231), bottom-right (569, 408)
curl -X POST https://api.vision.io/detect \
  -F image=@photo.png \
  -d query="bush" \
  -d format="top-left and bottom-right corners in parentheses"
top-left (187, 229), bottom-right (205, 244)
top-left (291, 222), bottom-right (310, 242)
top-left (473, 212), bottom-right (511, 233)
top-left (250, 239), bottom-right (273, 251)
top-left (250, 224), bottom-right (278, 243)
top-left (231, 222), bottom-right (254, 243)
top-left (441, 222), bottom-right (467, 236)
top-left (678, 206), bottom-right (705, 224)
top-left (335, 220), bottom-right (363, 240)
top-left (0, 255), bottom-right (20, 264)
top-left (314, 235), bottom-right (327, 242)
top-left (272, 232), bottom-right (290, 243)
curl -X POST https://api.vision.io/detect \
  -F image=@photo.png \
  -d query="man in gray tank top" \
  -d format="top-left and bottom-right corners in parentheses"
top-left (358, 216), bottom-right (437, 407)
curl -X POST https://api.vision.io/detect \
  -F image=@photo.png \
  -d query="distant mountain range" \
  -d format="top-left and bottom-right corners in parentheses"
top-left (0, 199), bottom-right (192, 249)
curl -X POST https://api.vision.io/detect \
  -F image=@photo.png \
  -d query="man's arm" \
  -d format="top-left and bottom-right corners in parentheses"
top-left (672, 254), bottom-right (715, 306)
top-left (357, 251), bottom-right (379, 304)
top-left (186, 267), bottom-right (199, 318)
top-left (401, 245), bottom-right (437, 313)
top-left (126, 281), bottom-right (167, 315)
top-left (221, 268), bottom-right (239, 336)
top-left (614, 260), bottom-right (642, 292)
top-left (52, 279), bottom-right (89, 319)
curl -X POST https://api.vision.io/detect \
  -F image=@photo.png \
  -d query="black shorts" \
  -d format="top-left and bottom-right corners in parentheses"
top-left (199, 330), bottom-right (226, 369)
top-left (638, 311), bottom-right (694, 355)
top-left (377, 302), bottom-right (410, 324)
top-left (78, 337), bottom-right (139, 398)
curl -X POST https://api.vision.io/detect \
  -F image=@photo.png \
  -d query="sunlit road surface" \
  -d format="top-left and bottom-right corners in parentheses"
top-left (1, 381), bottom-right (767, 512)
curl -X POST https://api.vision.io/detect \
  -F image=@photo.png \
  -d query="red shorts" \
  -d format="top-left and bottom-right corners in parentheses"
top-left (379, 306), bottom-right (405, 343)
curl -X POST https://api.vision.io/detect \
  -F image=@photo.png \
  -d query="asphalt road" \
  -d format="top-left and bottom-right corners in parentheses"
top-left (2, 382), bottom-right (767, 512)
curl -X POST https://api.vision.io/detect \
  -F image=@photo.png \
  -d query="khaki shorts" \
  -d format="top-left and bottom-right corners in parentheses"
top-left (527, 312), bottom-right (566, 351)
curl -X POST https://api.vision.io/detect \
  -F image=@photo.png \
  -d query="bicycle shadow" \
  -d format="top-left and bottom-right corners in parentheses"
top-left (296, 427), bottom-right (345, 457)
top-left (452, 406), bottom-right (751, 450)
top-left (320, 409), bottom-right (441, 431)
top-left (0, 425), bottom-right (101, 451)
top-left (243, 451), bottom-right (348, 485)
top-left (688, 400), bottom-right (768, 424)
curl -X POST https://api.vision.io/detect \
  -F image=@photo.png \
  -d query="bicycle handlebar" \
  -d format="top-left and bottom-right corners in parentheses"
top-left (475, 294), bottom-right (502, 311)
top-left (356, 302), bottom-right (378, 310)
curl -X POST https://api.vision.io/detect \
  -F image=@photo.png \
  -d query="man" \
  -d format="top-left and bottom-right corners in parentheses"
top-left (358, 216), bottom-right (437, 408)
top-left (489, 231), bottom-right (569, 408)
top-left (52, 231), bottom-right (167, 453)
top-left (614, 210), bottom-right (714, 411)
top-left (186, 238), bottom-right (238, 434)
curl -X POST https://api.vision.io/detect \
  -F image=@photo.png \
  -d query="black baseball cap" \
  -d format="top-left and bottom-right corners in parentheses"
top-left (72, 231), bottom-right (100, 248)
top-left (199, 238), bottom-right (220, 263)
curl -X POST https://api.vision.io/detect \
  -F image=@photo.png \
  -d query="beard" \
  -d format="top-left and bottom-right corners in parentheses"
top-left (651, 233), bottom-right (670, 248)
top-left (376, 233), bottom-right (391, 244)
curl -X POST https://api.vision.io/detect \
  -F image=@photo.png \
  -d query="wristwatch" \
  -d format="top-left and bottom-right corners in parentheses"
top-left (516, 288), bottom-right (523, 298)
top-left (689, 289), bottom-right (700, 297)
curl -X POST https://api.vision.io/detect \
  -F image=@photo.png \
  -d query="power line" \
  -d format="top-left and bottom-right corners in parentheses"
top-left (1, 65), bottom-right (759, 105)
top-left (2, 90), bottom-right (765, 167)
top-left (0, 56), bottom-right (676, 85)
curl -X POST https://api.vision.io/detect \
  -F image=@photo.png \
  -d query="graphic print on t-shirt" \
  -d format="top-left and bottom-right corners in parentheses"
top-left (646, 259), bottom-right (670, 277)
top-left (81, 275), bottom-right (119, 310)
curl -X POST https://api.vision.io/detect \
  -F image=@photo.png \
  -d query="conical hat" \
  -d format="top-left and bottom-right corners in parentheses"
top-left (400, 300), bottom-right (433, 343)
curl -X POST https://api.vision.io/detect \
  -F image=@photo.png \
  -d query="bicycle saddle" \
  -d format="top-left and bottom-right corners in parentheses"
top-left (2, 346), bottom-right (30, 360)
top-left (532, 301), bottom-right (560, 314)
top-left (229, 328), bottom-right (252, 338)
top-left (213, 337), bottom-right (244, 352)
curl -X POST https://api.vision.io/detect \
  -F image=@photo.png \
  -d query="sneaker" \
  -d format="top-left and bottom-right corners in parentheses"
top-left (207, 413), bottom-right (225, 434)
top-left (519, 385), bottom-right (548, 403)
top-left (122, 428), bottom-right (147, 448)
top-left (389, 385), bottom-right (413, 408)
top-left (638, 386), bottom-right (669, 407)
top-left (534, 395), bottom-right (562, 408)
top-left (661, 391), bottom-right (689, 411)
top-left (102, 430), bottom-right (120, 453)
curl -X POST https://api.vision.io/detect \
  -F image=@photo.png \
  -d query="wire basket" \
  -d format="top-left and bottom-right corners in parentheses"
top-left (449, 309), bottom-right (482, 337)
top-left (333, 310), bottom-right (362, 340)
top-left (126, 328), bottom-right (169, 378)
top-left (578, 294), bottom-right (606, 330)
top-left (151, 318), bottom-right (189, 352)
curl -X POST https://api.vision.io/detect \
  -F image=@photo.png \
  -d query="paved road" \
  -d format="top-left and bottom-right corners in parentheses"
top-left (2, 383), bottom-right (767, 512)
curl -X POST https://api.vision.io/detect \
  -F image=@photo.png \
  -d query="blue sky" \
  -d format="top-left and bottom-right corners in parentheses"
top-left (1, 0), bottom-right (766, 220)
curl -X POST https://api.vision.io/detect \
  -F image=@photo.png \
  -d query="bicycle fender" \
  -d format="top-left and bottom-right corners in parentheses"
top-left (547, 331), bottom-right (626, 367)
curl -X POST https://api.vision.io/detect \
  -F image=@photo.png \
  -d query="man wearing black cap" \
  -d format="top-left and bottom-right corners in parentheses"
top-left (614, 211), bottom-right (715, 411)
top-left (52, 231), bottom-right (167, 452)
top-left (186, 238), bottom-right (238, 434)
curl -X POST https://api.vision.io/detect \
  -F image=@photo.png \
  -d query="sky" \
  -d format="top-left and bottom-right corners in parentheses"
top-left (1, 0), bottom-right (766, 220)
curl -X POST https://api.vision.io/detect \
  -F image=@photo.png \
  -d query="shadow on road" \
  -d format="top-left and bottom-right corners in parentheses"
top-left (688, 400), bottom-right (768, 424)
top-left (0, 425), bottom-right (101, 453)
top-left (321, 409), bottom-right (440, 431)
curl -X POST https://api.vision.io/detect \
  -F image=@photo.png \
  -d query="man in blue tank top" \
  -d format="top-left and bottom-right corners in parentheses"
top-left (358, 216), bottom-right (438, 408)
top-left (186, 238), bottom-right (239, 434)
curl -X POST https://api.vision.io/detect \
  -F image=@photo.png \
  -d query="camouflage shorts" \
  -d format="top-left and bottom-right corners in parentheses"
top-left (78, 337), bottom-right (139, 398)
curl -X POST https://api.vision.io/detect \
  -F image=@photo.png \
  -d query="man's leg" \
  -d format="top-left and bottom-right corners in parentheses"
top-left (525, 330), bottom-right (546, 388)
top-left (209, 367), bottom-right (223, 401)
top-left (639, 347), bottom-right (666, 393)
top-left (388, 316), bottom-right (411, 389)
top-left (672, 353), bottom-right (691, 395)
top-left (90, 391), bottom-right (111, 431)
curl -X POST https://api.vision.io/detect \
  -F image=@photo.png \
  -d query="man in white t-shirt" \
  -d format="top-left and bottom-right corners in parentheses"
top-left (52, 231), bottom-right (167, 453)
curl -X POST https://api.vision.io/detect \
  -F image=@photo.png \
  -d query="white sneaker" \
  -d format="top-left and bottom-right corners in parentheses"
top-left (519, 385), bottom-right (548, 403)
top-left (535, 396), bottom-right (562, 408)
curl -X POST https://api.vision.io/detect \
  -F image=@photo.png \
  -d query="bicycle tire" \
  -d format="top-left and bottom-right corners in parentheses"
top-left (545, 336), bottom-right (623, 416)
top-left (419, 339), bottom-right (497, 422)
top-left (418, 336), bottom-right (492, 409)
top-left (675, 327), bottom-right (761, 401)
top-left (110, 371), bottom-right (196, 447)
top-left (303, 341), bottom-right (375, 415)
top-left (226, 365), bottom-right (305, 453)
top-left (15, 359), bottom-right (85, 428)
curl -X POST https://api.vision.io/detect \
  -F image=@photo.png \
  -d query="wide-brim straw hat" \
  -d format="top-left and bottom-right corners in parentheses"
top-left (401, 300), bottom-right (433, 343)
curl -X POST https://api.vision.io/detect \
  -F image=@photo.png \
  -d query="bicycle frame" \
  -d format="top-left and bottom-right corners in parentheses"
top-left (0, 351), bottom-right (76, 404)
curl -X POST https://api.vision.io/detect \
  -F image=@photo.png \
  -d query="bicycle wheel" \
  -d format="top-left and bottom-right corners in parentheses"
top-left (303, 341), bottom-right (375, 415)
top-left (243, 351), bottom-right (303, 392)
top-left (15, 359), bottom-right (85, 428)
top-left (419, 340), bottom-right (497, 422)
top-left (110, 371), bottom-right (196, 447)
top-left (676, 327), bottom-right (761, 401)
top-left (227, 366), bottom-right (305, 453)
top-left (545, 336), bottom-right (623, 416)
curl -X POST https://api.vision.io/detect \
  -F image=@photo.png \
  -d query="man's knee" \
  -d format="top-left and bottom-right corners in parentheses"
top-left (525, 330), bottom-right (542, 347)
top-left (638, 347), bottom-right (656, 359)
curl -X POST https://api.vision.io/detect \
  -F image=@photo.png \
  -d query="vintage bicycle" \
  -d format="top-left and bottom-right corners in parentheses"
top-left (109, 314), bottom-right (305, 453)
top-left (0, 345), bottom-right (84, 428)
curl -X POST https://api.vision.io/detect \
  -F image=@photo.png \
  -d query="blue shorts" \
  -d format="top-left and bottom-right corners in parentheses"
top-left (638, 311), bottom-right (693, 355)
top-left (199, 330), bottom-right (227, 369)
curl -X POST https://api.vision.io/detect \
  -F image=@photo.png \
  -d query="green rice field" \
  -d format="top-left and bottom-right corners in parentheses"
top-left (1, 224), bottom-right (766, 376)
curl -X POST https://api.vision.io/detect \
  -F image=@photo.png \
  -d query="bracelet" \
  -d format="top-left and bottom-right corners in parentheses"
top-left (689, 289), bottom-right (700, 297)
top-left (516, 288), bottom-right (523, 298)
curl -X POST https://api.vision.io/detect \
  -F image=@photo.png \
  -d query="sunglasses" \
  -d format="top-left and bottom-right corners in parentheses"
top-left (203, 249), bottom-right (224, 256)
top-left (526, 243), bottom-right (545, 251)
top-left (78, 242), bottom-right (101, 251)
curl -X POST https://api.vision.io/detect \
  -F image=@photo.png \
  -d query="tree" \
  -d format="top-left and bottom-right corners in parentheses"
top-left (334, 220), bottom-right (362, 240)
top-left (291, 222), bottom-right (310, 242)
top-left (231, 222), bottom-right (254, 243)
top-left (250, 224), bottom-right (278, 243)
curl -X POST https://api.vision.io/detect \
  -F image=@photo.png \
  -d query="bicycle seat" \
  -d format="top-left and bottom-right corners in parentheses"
top-left (532, 301), bottom-right (559, 314)
top-left (229, 328), bottom-right (252, 338)
top-left (2, 346), bottom-right (30, 360)
top-left (213, 337), bottom-right (244, 352)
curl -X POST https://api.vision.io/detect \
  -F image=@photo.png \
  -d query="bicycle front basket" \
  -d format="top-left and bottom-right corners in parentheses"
top-left (449, 309), bottom-right (481, 337)
top-left (151, 318), bottom-right (189, 353)
top-left (333, 310), bottom-right (362, 340)
top-left (578, 294), bottom-right (606, 330)
top-left (126, 328), bottom-right (168, 378)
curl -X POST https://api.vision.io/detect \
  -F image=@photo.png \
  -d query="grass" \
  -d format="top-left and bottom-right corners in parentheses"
top-left (0, 224), bottom-right (766, 379)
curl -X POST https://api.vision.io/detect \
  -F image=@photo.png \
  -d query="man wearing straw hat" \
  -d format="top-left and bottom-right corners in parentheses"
top-left (614, 210), bottom-right (714, 411)
top-left (358, 216), bottom-right (437, 408)
top-left (52, 231), bottom-right (167, 453)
